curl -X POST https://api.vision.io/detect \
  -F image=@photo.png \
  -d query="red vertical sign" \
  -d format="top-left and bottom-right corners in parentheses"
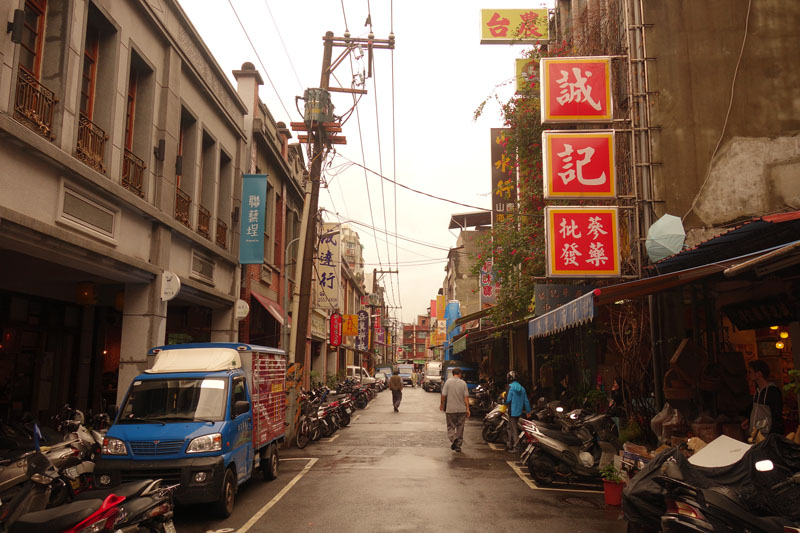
top-left (543, 131), bottom-right (616, 198)
top-left (540, 57), bottom-right (612, 123)
top-left (329, 312), bottom-right (342, 347)
top-left (545, 207), bottom-right (620, 277)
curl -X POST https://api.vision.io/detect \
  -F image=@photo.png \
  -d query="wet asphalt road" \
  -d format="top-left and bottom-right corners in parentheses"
top-left (175, 386), bottom-right (627, 532)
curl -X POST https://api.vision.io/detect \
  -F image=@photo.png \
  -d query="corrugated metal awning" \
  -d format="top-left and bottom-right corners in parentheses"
top-left (528, 291), bottom-right (595, 339)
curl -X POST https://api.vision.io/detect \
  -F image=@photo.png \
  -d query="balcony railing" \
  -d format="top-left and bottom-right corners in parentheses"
top-left (122, 148), bottom-right (146, 198)
top-left (14, 67), bottom-right (57, 140)
top-left (175, 187), bottom-right (191, 227)
top-left (216, 219), bottom-right (227, 249)
top-left (197, 205), bottom-right (210, 239)
top-left (75, 113), bottom-right (108, 174)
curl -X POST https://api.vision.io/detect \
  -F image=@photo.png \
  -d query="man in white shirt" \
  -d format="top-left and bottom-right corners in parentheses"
top-left (440, 367), bottom-right (470, 452)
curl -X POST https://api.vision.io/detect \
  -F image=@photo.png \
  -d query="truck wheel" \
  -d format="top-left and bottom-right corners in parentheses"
top-left (214, 467), bottom-right (236, 518)
top-left (261, 443), bottom-right (278, 481)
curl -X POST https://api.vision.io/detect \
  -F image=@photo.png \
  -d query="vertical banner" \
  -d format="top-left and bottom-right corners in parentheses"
top-left (545, 206), bottom-right (620, 277)
top-left (491, 128), bottom-right (516, 224)
top-left (329, 312), bottom-right (342, 347)
top-left (540, 57), bottom-right (613, 123)
top-left (430, 299), bottom-right (438, 318)
top-left (480, 9), bottom-right (549, 44)
top-left (239, 174), bottom-right (268, 264)
top-left (436, 295), bottom-right (445, 320)
top-left (516, 58), bottom-right (537, 93)
top-left (437, 319), bottom-right (447, 346)
top-left (543, 130), bottom-right (616, 199)
top-left (356, 310), bottom-right (369, 351)
top-left (480, 258), bottom-right (500, 306)
top-left (316, 226), bottom-right (340, 309)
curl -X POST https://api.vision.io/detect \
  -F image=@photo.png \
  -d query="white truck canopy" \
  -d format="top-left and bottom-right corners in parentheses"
top-left (146, 347), bottom-right (242, 373)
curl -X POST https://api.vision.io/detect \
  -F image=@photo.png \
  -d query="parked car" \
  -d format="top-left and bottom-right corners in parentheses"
top-left (374, 372), bottom-right (388, 385)
top-left (346, 365), bottom-right (376, 384)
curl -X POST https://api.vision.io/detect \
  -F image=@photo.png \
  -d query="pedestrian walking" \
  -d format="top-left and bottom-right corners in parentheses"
top-left (504, 371), bottom-right (531, 452)
top-left (388, 372), bottom-right (404, 412)
top-left (440, 367), bottom-right (470, 452)
top-left (742, 360), bottom-right (784, 436)
top-left (411, 370), bottom-right (417, 388)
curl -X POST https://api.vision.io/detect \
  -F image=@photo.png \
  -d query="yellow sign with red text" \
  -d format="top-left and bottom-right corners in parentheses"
top-left (480, 9), bottom-right (549, 44)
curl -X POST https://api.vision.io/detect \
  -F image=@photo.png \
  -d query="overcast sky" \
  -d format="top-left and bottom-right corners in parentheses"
top-left (177, 0), bottom-right (552, 323)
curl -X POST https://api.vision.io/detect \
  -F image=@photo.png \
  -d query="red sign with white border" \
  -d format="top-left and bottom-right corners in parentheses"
top-left (543, 130), bottom-right (616, 199)
top-left (329, 312), bottom-right (342, 347)
top-left (540, 57), bottom-right (612, 123)
top-left (545, 206), bottom-right (620, 277)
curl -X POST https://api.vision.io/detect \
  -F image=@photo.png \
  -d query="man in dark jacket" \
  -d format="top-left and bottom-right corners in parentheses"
top-left (389, 372), bottom-right (404, 412)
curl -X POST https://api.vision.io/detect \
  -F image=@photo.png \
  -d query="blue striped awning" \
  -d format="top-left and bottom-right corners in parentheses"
top-left (528, 291), bottom-right (596, 339)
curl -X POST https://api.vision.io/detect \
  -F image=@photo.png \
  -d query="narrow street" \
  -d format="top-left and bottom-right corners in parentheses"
top-left (175, 388), bottom-right (626, 532)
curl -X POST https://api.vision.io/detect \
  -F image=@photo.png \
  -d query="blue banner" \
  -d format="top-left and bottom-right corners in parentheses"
top-left (239, 174), bottom-right (268, 264)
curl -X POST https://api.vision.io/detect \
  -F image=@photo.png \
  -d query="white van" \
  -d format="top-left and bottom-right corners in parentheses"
top-left (346, 365), bottom-right (376, 384)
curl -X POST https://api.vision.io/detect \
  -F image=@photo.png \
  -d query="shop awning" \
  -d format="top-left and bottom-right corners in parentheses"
top-left (250, 292), bottom-right (286, 325)
top-left (528, 291), bottom-right (595, 339)
top-left (453, 307), bottom-right (492, 327)
top-left (413, 359), bottom-right (427, 364)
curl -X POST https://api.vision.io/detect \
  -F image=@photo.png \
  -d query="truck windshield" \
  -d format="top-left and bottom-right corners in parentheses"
top-left (119, 378), bottom-right (228, 423)
top-left (426, 368), bottom-right (441, 377)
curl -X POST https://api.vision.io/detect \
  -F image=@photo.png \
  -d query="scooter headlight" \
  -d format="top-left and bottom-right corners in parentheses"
top-left (187, 433), bottom-right (222, 453)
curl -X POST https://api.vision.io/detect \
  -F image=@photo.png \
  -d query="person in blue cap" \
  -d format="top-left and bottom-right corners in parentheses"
top-left (505, 371), bottom-right (531, 452)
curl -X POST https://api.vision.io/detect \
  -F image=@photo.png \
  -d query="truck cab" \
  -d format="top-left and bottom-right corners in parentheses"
top-left (422, 361), bottom-right (443, 392)
top-left (96, 343), bottom-right (285, 518)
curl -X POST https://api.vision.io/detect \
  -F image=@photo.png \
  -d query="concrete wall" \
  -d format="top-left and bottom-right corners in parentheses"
top-left (644, 0), bottom-right (800, 232)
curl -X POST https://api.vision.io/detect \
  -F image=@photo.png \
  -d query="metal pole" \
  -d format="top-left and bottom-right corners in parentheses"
top-left (283, 236), bottom-right (301, 352)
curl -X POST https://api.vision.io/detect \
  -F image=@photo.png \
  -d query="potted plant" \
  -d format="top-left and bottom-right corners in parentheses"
top-left (599, 463), bottom-right (625, 506)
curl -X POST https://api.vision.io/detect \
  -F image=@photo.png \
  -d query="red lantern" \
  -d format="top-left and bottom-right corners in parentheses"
top-left (329, 312), bottom-right (343, 347)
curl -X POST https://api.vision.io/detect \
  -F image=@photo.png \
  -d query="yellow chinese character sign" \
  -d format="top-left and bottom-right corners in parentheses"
top-left (516, 58), bottom-right (537, 93)
top-left (342, 314), bottom-right (358, 336)
top-left (491, 128), bottom-right (516, 225)
top-left (480, 9), bottom-right (549, 44)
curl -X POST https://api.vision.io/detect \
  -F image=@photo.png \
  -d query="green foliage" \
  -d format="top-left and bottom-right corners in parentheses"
top-left (784, 369), bottom-right (800, 394)
top-left (326, 371), bottom-right (342, 389)
top-left (585, 388), bottom-right (608, 412)
top-left (470, 43), bottom-right (574, 325)
top-left (309, 370), bottom-right (321, 388)
top-left (599, 463), bottom-right (623, 483)
top-left (618, 419), bottom-right (644, 444)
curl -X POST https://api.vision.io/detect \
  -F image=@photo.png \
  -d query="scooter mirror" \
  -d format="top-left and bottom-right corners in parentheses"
top-left (755, 459), bottom-right (774, 472)
top-left (556, 406), bottom-right (564, 413)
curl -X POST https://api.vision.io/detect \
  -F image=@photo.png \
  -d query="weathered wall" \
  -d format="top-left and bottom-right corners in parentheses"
top-left (644, 0), bottom-right (800, 231)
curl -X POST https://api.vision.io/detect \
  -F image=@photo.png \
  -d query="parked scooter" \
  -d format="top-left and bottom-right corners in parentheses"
top-left (520, 407), bottom-right (620, 485)
top-left (481, 392), bottom-right (508, 444)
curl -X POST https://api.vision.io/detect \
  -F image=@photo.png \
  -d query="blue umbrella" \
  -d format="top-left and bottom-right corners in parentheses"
top-left (646, 214), bottom-right (685, 262)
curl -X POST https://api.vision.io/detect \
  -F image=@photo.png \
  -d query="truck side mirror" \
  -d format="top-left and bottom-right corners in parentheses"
top-left (233, 400), bottom-right (250, 418)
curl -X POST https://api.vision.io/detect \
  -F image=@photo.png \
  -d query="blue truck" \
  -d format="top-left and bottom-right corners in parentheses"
top-left (95, 343), bottom-right (286, 517)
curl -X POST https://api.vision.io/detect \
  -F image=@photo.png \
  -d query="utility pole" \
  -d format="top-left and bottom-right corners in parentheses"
top-left (287, 30), bottom-right (394, 443)
top-left (370, 268), bottom-right (397, 362)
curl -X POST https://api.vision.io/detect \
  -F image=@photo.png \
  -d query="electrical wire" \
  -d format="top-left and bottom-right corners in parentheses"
top-left (227, 0), bottom-right (293, 121)
top-left (682, 0), bottom-right (752, 222)
top-left (334, 154), bottom-right (491, 212)
top-left (322, 211), bottom-right (453, 251)
top-left (261, 0), bottom-right (303, 92)
top-left (390, 0), bottom-right (402, 319)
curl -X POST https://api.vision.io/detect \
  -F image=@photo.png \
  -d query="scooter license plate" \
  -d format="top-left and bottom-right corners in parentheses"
top-left (163, 519), bottom-right (177, 533)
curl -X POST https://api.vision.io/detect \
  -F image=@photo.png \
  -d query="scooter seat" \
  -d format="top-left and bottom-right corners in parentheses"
top-left (9, 498), bottom-right (103, 533)
top-left (536, 425), bottom-right (584, 446)
top-left (75, 479), bottom-right (153, 501)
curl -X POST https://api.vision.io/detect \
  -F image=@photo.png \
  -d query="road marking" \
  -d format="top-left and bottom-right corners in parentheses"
top-left (320, 434), bottom-right (340, 442)
top-left (363, 403), bottom-right (371, 410)
top-left (279, 457), bottom-right (315, 461)
top-left (237, 458), bottom-right (318, 533)
top-left (506, 461), bottom-right (603, 494)
top-left (488, 443), bottom-right (505, 451)
top-left (352, 414), bottom-right (361, 422)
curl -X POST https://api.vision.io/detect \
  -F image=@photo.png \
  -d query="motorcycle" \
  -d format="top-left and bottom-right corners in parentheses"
top-left (473, 382), bottom-right (495, 413)
top-left (520, 407), bottom-right (621, 486)
top-left (481, 392), bottom-right (508, 444)
top-left (624, 433), bottom-right (800, 533)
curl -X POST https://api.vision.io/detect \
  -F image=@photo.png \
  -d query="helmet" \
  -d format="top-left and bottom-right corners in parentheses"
top-left (506, 371), bottom-right (517, 383)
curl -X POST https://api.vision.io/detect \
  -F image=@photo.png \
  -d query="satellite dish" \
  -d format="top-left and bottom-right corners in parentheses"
top-left (646, 214), bottom-right (685, 263)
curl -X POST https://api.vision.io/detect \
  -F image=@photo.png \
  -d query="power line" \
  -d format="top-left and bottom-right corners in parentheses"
top-left (334, 154), bottom-right (491, 212)
top-left (227, 0), bottom-right (293, 121)
top-left (261, 0), bottom-right (304, 92)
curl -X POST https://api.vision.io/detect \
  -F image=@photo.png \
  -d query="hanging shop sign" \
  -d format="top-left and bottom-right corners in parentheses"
top-left (315, 227), bottom-right (340, 309)
top-left (545, 206), bottom-right (620, 278)
top-left (480, 258), bottom-right (500, 306)
top-left (543, 130), bottom-right (616, 199)
top-left (480, 9), bottom-right (549, 44)
top-left (329, 312), bottom-right (342, 347)
top-left (540, 57), bottom-right (613, 123)
top-left (516, 58), bottom-right (537, 93)
top-left (342, 314), bottom-right (358, 336)
top-left (356, 310), bottom-right (369, 351)
top-left (533, 284), bottom-right (591, 316)
top-left (239, 174), bottom-right (268, 264)
top-left (491, 128), bottom-right (516, 224)
top-left (436, 295), bottom-right (445, 321)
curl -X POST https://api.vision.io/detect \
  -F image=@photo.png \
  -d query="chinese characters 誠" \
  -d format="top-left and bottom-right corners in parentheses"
top-left (546, 207), bottom-right (619, 277)
top-left (480, 9), bottom-right (549, 44)
top-left (543, 131), bottom-right (616, 198)
top-left (540, 57), bottom-right (612, 123)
